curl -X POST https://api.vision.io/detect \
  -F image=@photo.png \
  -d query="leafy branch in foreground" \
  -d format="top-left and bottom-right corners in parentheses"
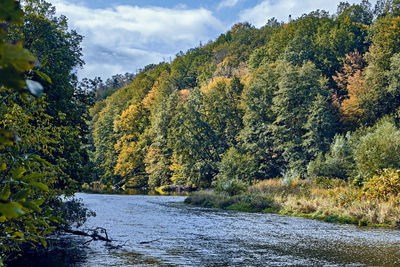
top-left (0, 0), bottom-right (95, 265)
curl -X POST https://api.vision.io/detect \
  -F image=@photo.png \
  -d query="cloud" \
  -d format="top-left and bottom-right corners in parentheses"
top-left (239, 0), bottom-right (371, 28)
top-left (48, 0), bottom-right (224, 79)
top-left (217, 0), bottom-right (240, 10)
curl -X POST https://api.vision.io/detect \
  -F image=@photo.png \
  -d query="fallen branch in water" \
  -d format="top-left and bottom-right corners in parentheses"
top-left (62, 227), bottom-right (112, 242)
top-left (139, 238), bottom-right (160, 244)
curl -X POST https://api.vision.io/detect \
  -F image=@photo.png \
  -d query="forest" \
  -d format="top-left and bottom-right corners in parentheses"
top-left (88, 0), bottom-right (400, 193)
top-left (2, 0), bottom-right (400, 264)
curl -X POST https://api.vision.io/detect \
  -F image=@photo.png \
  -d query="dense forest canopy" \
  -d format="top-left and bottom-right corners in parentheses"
top-left (3, 0), bottom-right (400, 263)
top-left (87, 0), bottom-right (400, 192)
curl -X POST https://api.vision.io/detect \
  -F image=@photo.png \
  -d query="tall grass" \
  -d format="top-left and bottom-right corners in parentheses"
top-left (186, 175), bottom-right (400, 227)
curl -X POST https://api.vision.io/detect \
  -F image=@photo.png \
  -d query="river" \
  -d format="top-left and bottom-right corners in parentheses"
top-left (13, 193), bottom-right (400, 266)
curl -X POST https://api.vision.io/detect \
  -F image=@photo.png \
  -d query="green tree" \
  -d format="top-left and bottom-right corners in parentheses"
top-left (272, 61), bottom-right (327, 175)
top-left (307, 134), bottom-right (354, 179)
top-left (238, 64), bottom-right (280, 179)
top-left (1, 1), bottom-right (93, 263)
top-left (145, 93), bottom-right (179, 187)
top-left (203, 76), bottom-right (243, 149)
top-left (302, 93), bottom-right (338, 161)
top-left (169, 88), bottom-right (219, 188)
top-left (353, 119), bottom-right (400, 181)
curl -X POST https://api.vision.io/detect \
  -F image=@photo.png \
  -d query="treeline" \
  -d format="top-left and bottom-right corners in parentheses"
top-left (1, 0), bottom-right (94, 264)
top-left (80, 73), bottom-right (136, 101)
top-left (88, 0), bottom-right (400, 193)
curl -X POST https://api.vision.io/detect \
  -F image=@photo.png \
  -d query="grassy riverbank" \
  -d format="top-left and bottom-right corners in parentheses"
top-left (185, 175), bottom-right (400, 228)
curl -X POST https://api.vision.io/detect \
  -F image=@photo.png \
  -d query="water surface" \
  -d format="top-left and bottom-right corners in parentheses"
top-left (24, 193), bottom-right (400, 266)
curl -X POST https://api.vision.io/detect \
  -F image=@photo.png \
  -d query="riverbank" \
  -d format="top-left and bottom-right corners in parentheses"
top-left (185, 176), bottom-right (400, 228)
top-left (81, 182), bottom-right (191, 196)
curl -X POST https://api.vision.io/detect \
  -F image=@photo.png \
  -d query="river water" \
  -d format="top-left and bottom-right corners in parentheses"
top-left (17, 193), bottom-right (400, 266)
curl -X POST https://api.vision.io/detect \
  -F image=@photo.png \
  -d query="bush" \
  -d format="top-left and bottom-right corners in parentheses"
top-left (307, 134), bottom-right (353, 179)
top-left (216, 147), bottom-right (256, 184)
top-left (363, 169), bottom-right (400, 201)
top-left (282, 170), bottom-right (300, 187)
top-left (184, 190), bottom-right (217, 206)
top-left (184, 191), bottom-right (236, 209)
top-left (314, 177), bottom-right (346, 189)
top-left (353, 120), bottom-right (400, 181)
top-left (215, 178), bottom-right (248, 196)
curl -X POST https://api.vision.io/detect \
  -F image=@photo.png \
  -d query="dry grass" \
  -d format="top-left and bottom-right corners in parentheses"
top-left (250, 178), bottom-right (400, 227)
top-left (187, 177), bottom-right (400, 227)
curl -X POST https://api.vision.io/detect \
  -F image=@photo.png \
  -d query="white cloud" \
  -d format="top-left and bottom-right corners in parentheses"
top-left (240, 0), bottom-right (373, 28)
top-left (218, 0), bottom-right (240, 10)
top-left (48, 0), bottom-right (224, 79)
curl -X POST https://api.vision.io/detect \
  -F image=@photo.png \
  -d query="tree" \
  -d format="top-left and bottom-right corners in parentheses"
top-left (339, 68), bottom-right (369, 128)
top-left (238, 63), bottom-right (280, 180)
top-left (353, 119), bottom-right (400, 181)
top-left (303, 93), bottom-right (338, 160)
top-left (90, 65), bottom-right (166, 184)
top-left (272, 61), bottom-right (327, 175)
top-left (169, 88), bottom-right (219, 188)
top-left (333, 51), bottom-right (366, 107)
top-left (203, 76), bottom-right (243, 149)
top-left (144, 93), bottom-right (179, 187)
top-left (281, 31), bottom-right (314, 66)
top-left (1, 1), bottom-right (93, 263)
top-left (114, 103), bottom-right (149, 187)
top-left (307, 134), bottom-right (354, 179)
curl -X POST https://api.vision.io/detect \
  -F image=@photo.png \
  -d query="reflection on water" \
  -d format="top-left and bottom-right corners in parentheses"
top-left (12, 193), bottom-right (400, 266)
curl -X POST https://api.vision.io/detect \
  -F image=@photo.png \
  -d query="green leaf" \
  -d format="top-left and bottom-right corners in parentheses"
top-left (48, 216), bottom-right (63, 223)
top-left (0, 129), bottom-right (15, 147)
top-left (30, 154), bottom-right (50, 166)
top-left (0, 0), bottom-right (24, 24)
top-left (33, 198), bottom-right (44, 206)
top-left (30, 182), bottom-right (49, 192)
top-left (13, 188), bottom-right (31, 200)
top-left (11, 231), bottom-right (24, 239)
top-left (22, 201), bottom-right (41, 212)
top-left (39, 238), bottom-right (47, 247)
top-left (32, 70), bottom-right (52, 84)
top-left (0, 202), bottom-right (25, 218)
top-left (0, 162), bottom-right (6, 171)
top-left (12, 167), bottom-right (26, 179)
top-left (26, 79), bottom-right (43, 97)
top-left (0, 43), bottom-right (36, 72)
top-left (0, 216), bottom-right (6, 222)
top-left (22, 173), bottom-right (43, 182)
top-left (0, 183), bottom-right (10, 201)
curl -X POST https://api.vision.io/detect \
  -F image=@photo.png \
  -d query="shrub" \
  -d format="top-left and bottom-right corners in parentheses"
top-left (282, 170), bottom-right (300, 187)
top-left (216, 147), bottom-right (256, 184)
top-left (314, 177), bottom-right (346, 189)
top-left (249, 179), bottom-right (283, 194)
top-left (363, 169), bottom-right (400, 201)
top-left (353, 120), bottom-right (400, 181)
top-left (184, 190), bottom-right (217, 206)
top-left (307, 134), bottom-right (353, 179)
top-left (215, 178), bottom-right (248, 196)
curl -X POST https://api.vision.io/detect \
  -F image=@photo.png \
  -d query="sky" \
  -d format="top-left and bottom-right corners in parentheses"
top-left (47, 0), bottom-right (373, 80)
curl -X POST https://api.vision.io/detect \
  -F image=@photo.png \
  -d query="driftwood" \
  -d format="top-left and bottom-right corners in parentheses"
top-left (139, 238), bottom-right (160, 244)
top-left (62, 227), bottom-right (161, 249)
top-left (61, 227), bottom-right (132, 249)
top-left (62, 227), bottom-right (112, 242)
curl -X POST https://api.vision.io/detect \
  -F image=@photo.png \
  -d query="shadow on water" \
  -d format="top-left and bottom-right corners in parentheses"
top-left (9, 194), bottom-right (400, 266)
top-left (7, 236), bottom-right (89, 267)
